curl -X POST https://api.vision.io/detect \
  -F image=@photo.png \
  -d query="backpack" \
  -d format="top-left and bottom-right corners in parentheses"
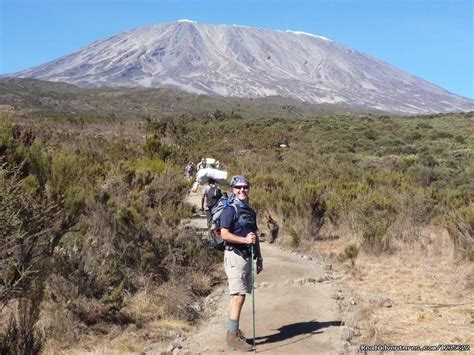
top-left (209, 197), bottom-right (239, 251)
top-left (205, 185), bottom-right (222, 209)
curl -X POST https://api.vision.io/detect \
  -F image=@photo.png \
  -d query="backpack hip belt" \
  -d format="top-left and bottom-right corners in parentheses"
top-left (225, 245), bottom-right (249, 259)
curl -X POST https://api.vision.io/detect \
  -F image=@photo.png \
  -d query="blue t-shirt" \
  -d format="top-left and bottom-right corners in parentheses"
top-left (220, 200), bottom-right (258, 249)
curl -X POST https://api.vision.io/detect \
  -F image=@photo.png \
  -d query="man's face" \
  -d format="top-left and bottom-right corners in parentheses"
top-left (233, 185), bottom-right (249, 201)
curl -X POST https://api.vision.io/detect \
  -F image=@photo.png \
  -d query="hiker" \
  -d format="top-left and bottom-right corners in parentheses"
top-left (185, 161), bottom-right (195, 180)
top-left (201, 178), bottom-right (222, 228)
top-left (197, 157), bottom-right (207, 170)
top-left (220, 175), bottom-right (263, 351)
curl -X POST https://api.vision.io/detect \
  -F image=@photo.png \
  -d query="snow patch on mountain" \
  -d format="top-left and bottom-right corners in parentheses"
top-left (177, 19), bottom-right (198, 24)
top-left (286, 30), bottom-right (331, 41)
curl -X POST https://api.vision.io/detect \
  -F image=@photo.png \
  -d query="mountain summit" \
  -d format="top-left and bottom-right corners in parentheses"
top-left (11, 20), bottom-right (474, 114)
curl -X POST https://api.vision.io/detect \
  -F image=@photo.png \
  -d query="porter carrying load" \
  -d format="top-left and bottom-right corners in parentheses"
top-left (196, 168), bottom-right (228, 185)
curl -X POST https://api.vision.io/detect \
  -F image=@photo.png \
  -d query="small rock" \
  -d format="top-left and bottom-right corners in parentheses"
top-left (350, 298), bottom-right (357, 305)
top-left (371, 295), bottom-right (393, 308)
top-left (191, 302), bottom-right (202, 312)
top-left (302, 255), bottom-right (313, 261)
top-left (166, 344), bottom-right (175, 353)
top-left (296, 278), bottom-right (306, 285)
top-left (306, 277), bottom-right (316, 284)
top-left (316, 275), bottom-right (331, 282)
top-left (167, 330), bottom-right (180, 338)
top-left (143, 342), bottom-right (168, 354)
top-left (204, 295), bottom-right (215, 306)
top-left (345, 311), bottom-right (361, 327)
top-left (258, 281), bottom-right (271, 288)
top-left (340, 326), bottom-right (355, 342)
top-left (284, 279), bottom-right (294, 286)
top-left (172, 348), bottom-right (181, 355)
top-left (382, 298), bottom-right (393, 308)
top-left (172, 337), bottom-right (186, 349)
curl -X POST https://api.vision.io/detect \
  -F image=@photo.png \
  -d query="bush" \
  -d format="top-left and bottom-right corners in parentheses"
top-left (0, 296), bottom-right (44, 355)
top-left (444, 206), bottom-right (474, 261)
top-left (0, 161), bottom-right (79, 354)
top-left (50, 151), bottom-right (81, 196)
top-left (338, 243), bottom-right (360, 266)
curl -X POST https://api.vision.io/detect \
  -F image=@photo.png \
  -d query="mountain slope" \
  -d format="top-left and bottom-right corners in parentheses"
top-left (9, 20), bottom-right (474, 114)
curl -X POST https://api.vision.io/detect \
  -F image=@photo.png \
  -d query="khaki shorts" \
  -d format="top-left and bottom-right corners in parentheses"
top-left (224, 250), bottom-right (251, 295)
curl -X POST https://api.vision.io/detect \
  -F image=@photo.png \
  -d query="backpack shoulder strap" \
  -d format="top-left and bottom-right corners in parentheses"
top-left (230, 202), bottom-right (240, 223)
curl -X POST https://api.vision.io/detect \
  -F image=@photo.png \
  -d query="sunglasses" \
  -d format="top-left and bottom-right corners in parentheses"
top-left (234, 185), bottom-right (249, 190)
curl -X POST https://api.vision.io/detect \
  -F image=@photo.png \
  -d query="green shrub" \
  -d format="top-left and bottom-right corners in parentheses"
top-left (444, 206), bottom-right (474, 260)
top-left (288, 227), bottom-right (300, 249)
top-left (20, 174), bottom-right (40, 193)
top-left (0, 113), bottom-right (14, 150)
top-left (116, 203), bottom-right (141, 227)
top-left (50, 151), bottom-right (81, 196)
top-left (338, 242), bottom-right (360, 266)
top-left (26, 144), bottom-right (49, 187)
top-left (361, 218), bottom-right (390, 252)
top-left (143, 135), bottom-right (162, 158)
top-left (64, 185), bottom-right (86, 221)
top-left (131, 158), bottom-right (166, 176)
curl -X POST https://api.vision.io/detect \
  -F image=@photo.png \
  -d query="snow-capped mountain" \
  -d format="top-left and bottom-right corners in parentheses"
top-left (10, 20), bottom-right (474, 114)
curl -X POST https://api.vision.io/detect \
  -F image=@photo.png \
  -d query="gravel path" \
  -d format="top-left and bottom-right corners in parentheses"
top-left (179, 187), bottom-right (346, 354)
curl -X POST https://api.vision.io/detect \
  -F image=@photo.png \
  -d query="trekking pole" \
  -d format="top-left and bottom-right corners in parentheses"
top-left (250, 243), bottom-right (256, 350)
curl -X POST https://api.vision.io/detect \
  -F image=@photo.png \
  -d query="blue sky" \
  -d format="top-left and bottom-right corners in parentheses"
top-left (1, 0), bottom-right (472, 98)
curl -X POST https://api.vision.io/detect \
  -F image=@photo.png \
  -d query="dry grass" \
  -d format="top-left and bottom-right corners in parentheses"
top-left (40, 286), bottom-right (192, 354)
top-left (334, 227), bottom-right (474, 347)
top-left (38, 269), bottom-right (210, 353)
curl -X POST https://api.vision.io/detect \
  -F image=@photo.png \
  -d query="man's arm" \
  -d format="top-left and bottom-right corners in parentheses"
top-left (221, 228), bottom-right (255, 245)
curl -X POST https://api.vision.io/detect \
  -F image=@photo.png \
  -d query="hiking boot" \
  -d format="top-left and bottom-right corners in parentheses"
top-left (226, 330), bottom-right (253, 351)
top-left (237, 329), bottom-right (251, 344)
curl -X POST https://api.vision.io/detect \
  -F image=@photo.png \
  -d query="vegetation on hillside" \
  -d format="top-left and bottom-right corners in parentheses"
top-left (0, 80), bottom-right (472, 352)
top-left (179, 112), bottom-right (473, 257)
top-left (0, 110), bottom-right (219, 353)
top-left (0, 78), bottom-right (383, 120)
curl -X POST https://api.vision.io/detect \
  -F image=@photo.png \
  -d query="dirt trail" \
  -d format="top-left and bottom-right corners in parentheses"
top-left (180, 187), bottom-right (346, 354)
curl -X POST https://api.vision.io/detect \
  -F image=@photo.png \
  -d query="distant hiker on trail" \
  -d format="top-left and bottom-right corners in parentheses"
top-left (197, 158), bottom-right (207, 170)
top-left (185, 161), bottom-right (195, 181)
top-left (220, 175), bottom-right (263, 351)
top-left (201, 178), bottom-right (222, 228)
